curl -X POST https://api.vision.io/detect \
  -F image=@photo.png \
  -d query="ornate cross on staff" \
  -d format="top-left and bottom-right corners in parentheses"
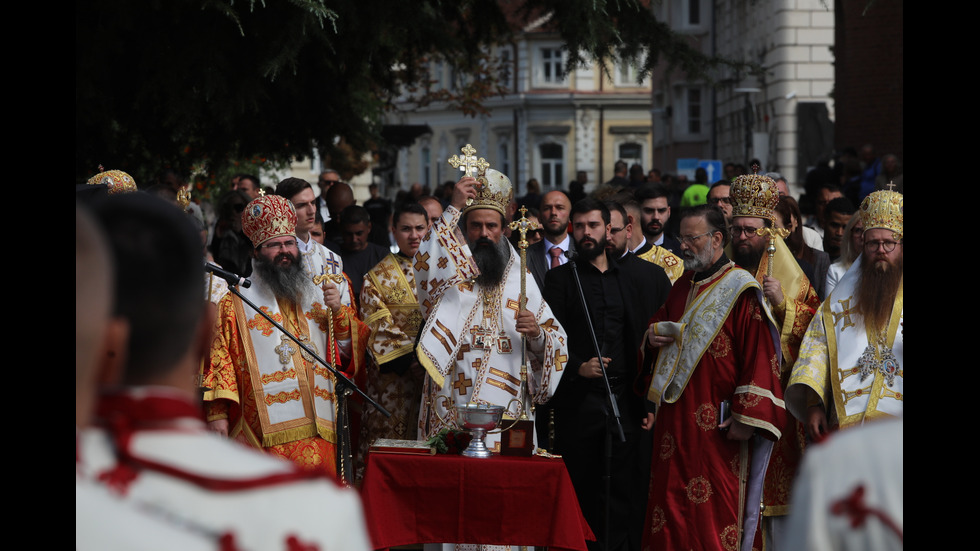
top-left (755, 225), bottom-right (790, 280)
top-left (508, 205), bottom-right (540, 421)
top-left (448, 144), bottom-right (489, 206)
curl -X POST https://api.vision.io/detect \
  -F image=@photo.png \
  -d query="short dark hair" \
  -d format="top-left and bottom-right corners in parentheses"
top-left (393, 202), bottom-right (428, 227)
top-left (825, 197), bottom-right (856, 219)
top-left (95, 193), bottom-right (205, 384)
top-left (636, 183), bottom-right (669, 202)
top-left (275, 177), bottom-right (313, 201)
top-left (238, 174), bottom-right (261, 190)
top-left (681, 204), bottom-right (730, 246)
top-left (339, 204), bottom-right (372, 227)
top-left (571, 197), bottom-right (610, 225)
top-left (603, 200), bottom-right (627, 224)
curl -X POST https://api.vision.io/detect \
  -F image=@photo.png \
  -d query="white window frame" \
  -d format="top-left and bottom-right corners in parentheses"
top-left (533, 45), bottom-right (567, 88)
top-left (537, 141), bottom-right (565, 189)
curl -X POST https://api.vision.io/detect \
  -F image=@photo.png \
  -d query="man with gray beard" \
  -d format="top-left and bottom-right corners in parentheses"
top-left (204, 194), bottom-right (368, 481)
top-left (414, 165), bottom-right (569, 454)
top-left (639, 204), bottom-right (786, 551)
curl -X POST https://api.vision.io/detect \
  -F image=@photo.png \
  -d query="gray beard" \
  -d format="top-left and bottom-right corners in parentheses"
top-left (683, 242), bottom-right (717, 272)
top-left (471, 237), bottom-right (510, 287)
top-left (253, 253), bottom-right (313, 304)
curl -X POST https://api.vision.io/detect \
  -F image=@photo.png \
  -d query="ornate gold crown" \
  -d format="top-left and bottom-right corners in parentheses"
top-left (242, 195), bottom-right (297, 247)
top-left (448, 144), bottom-right (512, 217)
top-left (87, 167), bottom-right (137, 195)
top-left (730, 170), bottom-right (779, 223)
top-left (860, 188), bottom-right (903, 238)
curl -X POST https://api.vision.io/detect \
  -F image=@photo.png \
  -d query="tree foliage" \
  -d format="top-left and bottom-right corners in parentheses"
top-left (77, 0), bottom-right (736, 186)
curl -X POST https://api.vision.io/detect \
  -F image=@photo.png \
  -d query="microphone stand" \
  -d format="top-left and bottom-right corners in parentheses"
top-left (565, 251), bottom-right (625, 551)
top-left (216, 270), bottom-right (390, 486)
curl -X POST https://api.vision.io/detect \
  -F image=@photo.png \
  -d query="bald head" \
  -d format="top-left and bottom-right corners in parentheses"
top-left (418, 196), bottom-right (444, 226)
top-left (540, 190), bottom-right (572, 240)
top-left (326, 182), bottom-right (355, 218)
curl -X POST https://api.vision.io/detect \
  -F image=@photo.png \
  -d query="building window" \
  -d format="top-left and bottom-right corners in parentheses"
top-left (687, 0), bottom-right (700, 25)
top-left (534, 47), bottom-right (566, 87)
top-left (499, 47), bottom-right (512, 87)
top-left (687, 88), bottom-right (702, 134)
top-left (619, 142), bottom-right (642, 164)
top-left (615, 53), bottom-right (647, 87)
top-left (497, 140), bottom-right (511, 179)
top-left (421, 146), bottom-right (431, 188)
top-left (673, 0), bottom-right (705, 31)
top-left (539, 143), bottom-right (564, 188)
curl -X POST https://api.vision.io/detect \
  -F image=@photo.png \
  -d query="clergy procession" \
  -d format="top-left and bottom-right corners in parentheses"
top-left (76, 150), bottom-right (902, 550)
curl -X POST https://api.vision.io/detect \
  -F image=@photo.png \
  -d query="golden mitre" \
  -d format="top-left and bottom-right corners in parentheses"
top-left (860, 188), bottom-right (903, 239)
top-left (87, 167), bottom-right (137, 195)
top-left (449, 144), bottom-right (512, 217)
top-left (730, 170), bottom-right (779, 223)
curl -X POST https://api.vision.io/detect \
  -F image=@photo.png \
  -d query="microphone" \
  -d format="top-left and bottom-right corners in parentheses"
top-left (205, 263), bottom-right (251, 288)
top-left (563, 249), bottom-right (579, 261)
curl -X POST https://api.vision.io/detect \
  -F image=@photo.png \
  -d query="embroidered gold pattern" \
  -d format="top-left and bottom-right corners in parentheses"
top-left (659, 432), bottom-right (676, 460)
top-left (708, 331), bottom-right (732, 359)
top-left (685, 476), bottom-right (712, 504)
top-left (721, 524), bottom-right (740, 551)
top-left (737, 382), bottom-right (764, 408)
top-left (260, 369), bottom-right (297, 384)
top-left (695, 403), bottom-right (718, 431)
top-left (265, 389), bottom-right (302, 405)
top-left (247, 307), bottom-right (282, 336)
top-left (649, 506), bottom-right (666, 534)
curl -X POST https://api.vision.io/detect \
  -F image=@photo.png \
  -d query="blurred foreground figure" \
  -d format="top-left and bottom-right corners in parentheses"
top-left (81, 194), bottom-right (370, 550)
top-left (781, 419), bottom-right (903, 550)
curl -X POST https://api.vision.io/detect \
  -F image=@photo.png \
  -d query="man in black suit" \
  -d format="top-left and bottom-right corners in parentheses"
top-left (543, 198), bottom-right (671, 551)
top-left (526, 190), bottom-right (574, 291)
top-left (636, 183), bottom-right (682, 254)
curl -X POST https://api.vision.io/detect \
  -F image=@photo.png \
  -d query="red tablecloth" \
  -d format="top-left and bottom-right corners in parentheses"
top-left (360, 452), bottom-right (594, 550)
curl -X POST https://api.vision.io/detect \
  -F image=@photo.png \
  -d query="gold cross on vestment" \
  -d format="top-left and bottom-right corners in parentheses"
top-left (506, 298), bottom-right (522, 320)
top-left (453, 373), bottom-right (473, 396)
top-left (832, 298), bottom-right (856, 330)
top-left (448, 144), bottom-right (489, 179)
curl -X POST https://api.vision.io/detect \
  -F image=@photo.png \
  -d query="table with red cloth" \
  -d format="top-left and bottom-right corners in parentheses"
top-left (360, 452), bottom-right (594, 550)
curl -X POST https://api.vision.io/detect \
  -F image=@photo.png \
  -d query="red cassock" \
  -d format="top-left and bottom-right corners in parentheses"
top-left (639, 265), bottom-right (787, 551)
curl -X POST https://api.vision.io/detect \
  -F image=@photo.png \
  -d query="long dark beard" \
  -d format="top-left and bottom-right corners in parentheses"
top-left (733, 242), bottom-right (764, 271)
top-left (856, 253), bottom-right (903, 333)
top-left (254, 252), bottom-right (312, 304)
top-left (471, 237), bottom-right (510, 287)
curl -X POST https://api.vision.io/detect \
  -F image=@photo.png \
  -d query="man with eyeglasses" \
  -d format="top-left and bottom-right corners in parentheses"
top-left (728, 172), bottom-right (820, 550)
top-left (639, 203), bottom-right (786, 551)
top-left (203, 194), bottom-right (368, 480)
top-left (787, 188), bottom-right (903, 440)
top-left (707, 180), bottom-right (734, 225)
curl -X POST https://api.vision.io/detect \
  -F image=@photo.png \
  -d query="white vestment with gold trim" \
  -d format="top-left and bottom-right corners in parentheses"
top-left (414, 206), bottom-right (568, 450)
top-left (786, 255), bottom-right (904, 428)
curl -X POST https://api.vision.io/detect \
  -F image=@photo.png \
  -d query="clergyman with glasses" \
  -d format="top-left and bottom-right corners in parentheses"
top-left (638, 203), bottom-right (786, 550)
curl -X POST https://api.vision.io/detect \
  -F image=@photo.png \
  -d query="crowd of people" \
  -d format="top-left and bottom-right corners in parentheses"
top-left (76, 146), bottom-right (902, 550)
